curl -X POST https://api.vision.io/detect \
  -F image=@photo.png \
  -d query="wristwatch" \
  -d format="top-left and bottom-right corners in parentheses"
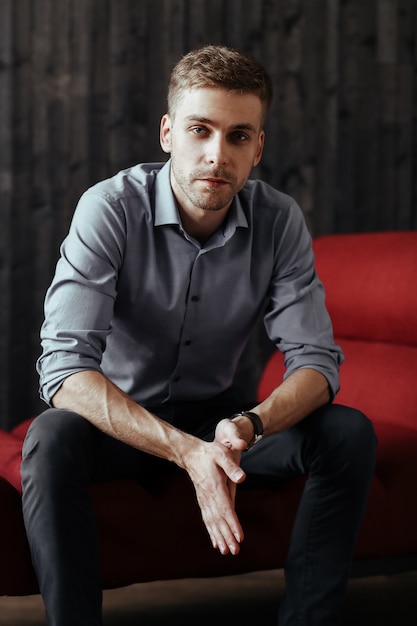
top-left (231, 411), bottom-right (264, 449)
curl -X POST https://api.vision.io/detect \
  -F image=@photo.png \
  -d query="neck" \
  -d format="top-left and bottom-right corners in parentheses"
top-left (178, 205), bottom-right (229, 245)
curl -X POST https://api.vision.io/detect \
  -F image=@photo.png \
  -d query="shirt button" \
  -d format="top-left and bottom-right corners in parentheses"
top-left (173, 376), bottom-right (181, 383)
top-left (184, 339), bottom-right (192, 346)
top-left (191, 295), bottom-right (200, 302)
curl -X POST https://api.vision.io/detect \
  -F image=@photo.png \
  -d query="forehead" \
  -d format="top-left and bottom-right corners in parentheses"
top-left (173, 87), bottom-right (263, 130)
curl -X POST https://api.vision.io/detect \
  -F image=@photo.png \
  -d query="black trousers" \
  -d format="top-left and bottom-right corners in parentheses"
top-left (21, 402), bottom-right (376, 626)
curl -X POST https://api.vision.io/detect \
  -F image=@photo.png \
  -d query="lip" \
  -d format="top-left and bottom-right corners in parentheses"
top-left (199, 177), bottom-right (229, 185)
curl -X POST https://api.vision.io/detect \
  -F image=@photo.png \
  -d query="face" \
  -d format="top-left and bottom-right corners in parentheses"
top-left (160, 87), bottom-right (265, 215)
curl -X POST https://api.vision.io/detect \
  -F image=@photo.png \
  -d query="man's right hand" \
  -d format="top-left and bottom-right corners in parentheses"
top-left (181, 438), bottom-right (246, 556)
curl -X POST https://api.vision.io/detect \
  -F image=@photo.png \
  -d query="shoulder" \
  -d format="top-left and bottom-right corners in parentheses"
top-left (71, 162), bottom-right (168, 233)
top-left (84, 162), bottom-right (166, 205)
top-left (239, 178), bottom-right (307, 236)
top-left (64, 163), bottom-right (167, 253)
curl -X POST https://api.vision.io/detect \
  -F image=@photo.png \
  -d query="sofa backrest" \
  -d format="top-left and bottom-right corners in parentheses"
top-left (258, 231), bottom-right (417, 430)
top-left (313, 231), bottom-right (417, 347)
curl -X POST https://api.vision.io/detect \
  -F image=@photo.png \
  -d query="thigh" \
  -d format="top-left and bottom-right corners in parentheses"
top-left (240, 403), bottom-right (374, 479)
top-left (23, 408), bottom-right (173, 486)
top-left (240, 423), bottom-right (306, 480)
top-left (92, 423), bottom-right (174, 484)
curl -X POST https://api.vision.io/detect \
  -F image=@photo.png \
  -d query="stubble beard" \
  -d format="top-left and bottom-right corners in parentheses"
top-left (172, 160), bottom-right (239, 212)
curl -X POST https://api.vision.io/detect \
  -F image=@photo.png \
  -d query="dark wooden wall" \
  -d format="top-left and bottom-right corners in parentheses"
top-left (1, 0), bottom-right (416, 428)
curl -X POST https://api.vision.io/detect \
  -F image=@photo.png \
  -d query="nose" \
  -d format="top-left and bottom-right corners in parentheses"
top-left (206, 134), bottom-right (229, 167)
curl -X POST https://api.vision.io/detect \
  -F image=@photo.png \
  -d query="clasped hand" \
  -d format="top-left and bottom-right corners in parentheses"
top-left (183, 418), bottom-right (249, 556)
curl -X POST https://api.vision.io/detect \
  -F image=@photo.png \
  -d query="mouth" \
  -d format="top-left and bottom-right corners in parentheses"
top-left (198, 177), bottom-right (230, 187)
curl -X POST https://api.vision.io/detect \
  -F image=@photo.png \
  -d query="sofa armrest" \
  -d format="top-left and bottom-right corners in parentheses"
top-left (0, 430), bottom-right (25, 494)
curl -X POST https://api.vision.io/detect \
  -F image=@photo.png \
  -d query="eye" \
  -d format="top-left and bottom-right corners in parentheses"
top-left (191, 126), bottom-right (209, 137)
top-left (230, 131), bottom-right (249, 143)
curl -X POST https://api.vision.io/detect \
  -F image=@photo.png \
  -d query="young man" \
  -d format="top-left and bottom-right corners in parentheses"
top-left (21, 45), bottom-right (376, 625)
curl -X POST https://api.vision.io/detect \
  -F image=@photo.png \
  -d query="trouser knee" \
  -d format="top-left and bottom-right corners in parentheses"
top-left (304, 404), bottom-right (377, 479)
top-left (21, 408), bottom-right (95, 493)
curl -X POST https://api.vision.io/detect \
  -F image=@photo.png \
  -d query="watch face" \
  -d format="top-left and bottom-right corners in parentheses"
top-left (247, 433), bottom-right (263, 450)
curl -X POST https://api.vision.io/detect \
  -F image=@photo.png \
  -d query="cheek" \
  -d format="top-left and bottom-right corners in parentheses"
top-left (171, 135), bottom-right (196, 159)
top-left (238, 155), bottom-right (258, 177)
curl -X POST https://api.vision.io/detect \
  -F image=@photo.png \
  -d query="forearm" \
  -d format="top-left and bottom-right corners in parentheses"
top-left (255, 368), bottom-right (330, 433)
top-left (231, 368), bottom-right (330, 443)
top-left (52, 370), bottom-right (195, 468)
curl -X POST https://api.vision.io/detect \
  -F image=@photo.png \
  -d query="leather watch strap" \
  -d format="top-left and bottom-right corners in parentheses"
top-left (231, 410), bottom-right (264, 449)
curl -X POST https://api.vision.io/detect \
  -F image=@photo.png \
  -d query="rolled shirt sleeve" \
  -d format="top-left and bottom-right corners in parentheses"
top-left (262, 201), bottom-right (343, 397)
top-left (37, 189), bottom-right (125, 404)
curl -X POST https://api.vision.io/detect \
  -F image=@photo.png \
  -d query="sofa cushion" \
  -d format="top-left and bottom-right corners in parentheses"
top-left (313, 232), bottom-right (417, 346)
top-left (354, 422), bottom-right (417, 558)
top-left (0, 430), bottom-right (24, 493)
top-left (336, 339), bottom-right (417, 429)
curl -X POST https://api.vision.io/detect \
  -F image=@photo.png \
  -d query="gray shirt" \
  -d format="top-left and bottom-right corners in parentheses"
top-left (37, 160), bottom-right (343, 407)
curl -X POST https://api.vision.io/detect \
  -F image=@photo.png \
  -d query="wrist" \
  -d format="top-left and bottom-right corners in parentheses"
top-left (171, 430), bottom-right (202, 470)
top-left (230, 414), bottom-right (254, 446)
top-left (231, 411), bottom-right (264, 449)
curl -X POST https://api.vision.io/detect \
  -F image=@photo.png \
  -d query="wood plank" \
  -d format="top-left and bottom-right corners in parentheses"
top-left (1, 0), bottom-right (417, 427)
top-left (0, 0), bottom-right (13, 427)
top-left (9, 0), bottom-right (41, 425)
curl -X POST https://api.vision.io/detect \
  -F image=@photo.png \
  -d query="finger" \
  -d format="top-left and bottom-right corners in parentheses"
top-left (206, 442), bottom-right (245, 484)
top-left (204, 509), bottom-right (243, 555)
top-left (219, 436), bottom-right (248, 452)
top-left (228, 478), bottom-right (237, 508)
top-left (222, 456), bottom-right (246, 485)
top-left (215, 420), bottom-right (249, 452)
top-left (197, 478), bottom-right (244, 554)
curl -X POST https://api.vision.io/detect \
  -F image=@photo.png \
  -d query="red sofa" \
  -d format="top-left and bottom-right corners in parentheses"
top-left (1, 231), bottom-right (416, 596)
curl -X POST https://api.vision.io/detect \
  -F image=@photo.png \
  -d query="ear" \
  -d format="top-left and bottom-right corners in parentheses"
top-left (160, 114), bottom-right (172, 154)
top-left (253, 130), bottom-right (265, 167)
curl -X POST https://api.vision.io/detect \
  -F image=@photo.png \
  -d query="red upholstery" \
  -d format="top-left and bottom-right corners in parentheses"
top-left (1, 231), bottom-right (416, 596)
top-left (314, 231), bottom-right (417, 346)
top-left (0, 428), bottom-right (25, 493)
top-left (258, 231), bottom-right (417, 570)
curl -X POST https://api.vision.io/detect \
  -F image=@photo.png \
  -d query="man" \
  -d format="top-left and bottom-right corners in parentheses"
top-left (21, 45), bottom-right (376, 625)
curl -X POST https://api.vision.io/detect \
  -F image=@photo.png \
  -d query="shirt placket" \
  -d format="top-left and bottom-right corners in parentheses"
top-left (168, 250), bottom-right (208, 399)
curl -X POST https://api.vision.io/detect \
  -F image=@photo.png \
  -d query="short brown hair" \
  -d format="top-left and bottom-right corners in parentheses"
top-left (167, 45), bottom-right (273, 125)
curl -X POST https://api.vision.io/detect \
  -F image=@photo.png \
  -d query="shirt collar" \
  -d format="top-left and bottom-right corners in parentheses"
top-left (154, 159), bottom-right (249, 235)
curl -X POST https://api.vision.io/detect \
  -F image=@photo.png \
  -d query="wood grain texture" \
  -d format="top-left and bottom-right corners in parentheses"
top-left (1, 0), bottom-right (416, 426)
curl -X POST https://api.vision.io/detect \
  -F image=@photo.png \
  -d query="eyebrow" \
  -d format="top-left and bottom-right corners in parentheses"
top-left (184, 115), bottom-right (258, 134)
